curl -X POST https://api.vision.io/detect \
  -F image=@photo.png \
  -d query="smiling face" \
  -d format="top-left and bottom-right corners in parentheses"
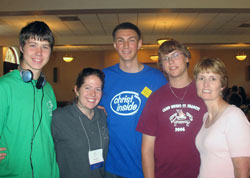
top-left (20, 37), bottom-right (51, 77)
top-left (161, 50), bottom-right (189, 80)
top-left (113, 29), bottom-right (142, 63)
top-left (196, 70), bottom-right (224, 101)
top-left (74, 74), bottom-right (103, 112)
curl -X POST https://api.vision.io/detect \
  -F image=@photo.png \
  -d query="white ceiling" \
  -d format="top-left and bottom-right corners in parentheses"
top-left (0, 1), bottom-right (250, 51)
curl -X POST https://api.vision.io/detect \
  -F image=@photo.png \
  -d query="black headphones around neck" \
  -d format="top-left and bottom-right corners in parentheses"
top-left (20, 69), bottom-right (46, 89)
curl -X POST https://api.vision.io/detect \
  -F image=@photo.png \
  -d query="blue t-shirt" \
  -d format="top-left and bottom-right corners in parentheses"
top-left (100, 64), bottom-right (167, 178)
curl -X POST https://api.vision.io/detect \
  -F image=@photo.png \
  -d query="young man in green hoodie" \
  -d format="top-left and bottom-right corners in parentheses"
top-left (0, 21), bottom-right (59, 178)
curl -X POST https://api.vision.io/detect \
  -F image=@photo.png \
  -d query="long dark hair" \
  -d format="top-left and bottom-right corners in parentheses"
top-left (75, 68), bottom-right (105, 90)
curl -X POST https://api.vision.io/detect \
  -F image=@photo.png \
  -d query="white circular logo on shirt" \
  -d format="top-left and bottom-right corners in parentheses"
top-left (110, 91), bottom-right (141, 116)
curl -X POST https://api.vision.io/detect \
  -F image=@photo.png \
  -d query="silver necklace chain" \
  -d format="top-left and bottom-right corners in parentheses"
top-left (169, 82), bottom-right (191, 102)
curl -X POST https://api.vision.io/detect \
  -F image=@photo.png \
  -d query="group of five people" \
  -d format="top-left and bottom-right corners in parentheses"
top-left (0, 20), bottom-right (249, 178)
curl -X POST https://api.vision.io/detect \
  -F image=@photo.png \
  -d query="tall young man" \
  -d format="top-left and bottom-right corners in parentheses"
top-left (100, 22), bottom-right (167, 178)
top-left (136, 39), bottom-right (207, 178)
top-left (0, 21), bottom-right (59, 178)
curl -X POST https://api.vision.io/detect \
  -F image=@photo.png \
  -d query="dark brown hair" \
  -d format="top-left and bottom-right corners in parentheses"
top-left (158, 39), bottom-right (191, 71)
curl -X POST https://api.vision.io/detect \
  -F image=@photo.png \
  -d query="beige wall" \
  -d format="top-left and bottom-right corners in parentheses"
top-left (200, 49), bottom-right (250, 96)
top-left (97, 48), bottom-right (250, 97)
top-left (103, 50), bottom-right (119, 68)
top-left (46, 48), bottom-right (249, 102)
top-left (43, 51), bottom-right (104, 102)
top-left (103, 49), bottom-right (160, 68)
top-left (187, 49), bottom-right (201, 79)
top-left (1, 48), bottom-right (249, 101)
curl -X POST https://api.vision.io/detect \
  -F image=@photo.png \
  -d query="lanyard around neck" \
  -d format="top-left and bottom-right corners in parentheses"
top-left (78, 115), bottom-right (102, 151)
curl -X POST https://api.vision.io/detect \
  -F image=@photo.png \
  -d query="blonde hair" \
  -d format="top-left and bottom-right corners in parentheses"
top-left (193, 58), bottom-right (228, 88)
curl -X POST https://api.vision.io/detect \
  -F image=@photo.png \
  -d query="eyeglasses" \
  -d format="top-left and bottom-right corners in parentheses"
top-left (162, 52), bottom-right (184, 62)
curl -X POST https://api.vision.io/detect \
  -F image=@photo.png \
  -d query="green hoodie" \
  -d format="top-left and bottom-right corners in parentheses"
top-left (0, 70), bottom-right (59, 178)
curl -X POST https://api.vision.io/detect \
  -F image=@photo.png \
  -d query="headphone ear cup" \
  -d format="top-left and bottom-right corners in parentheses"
top-left (20, 69), bottom-right (33, 83)
top-left (36, 75), bottom-right (46, 89)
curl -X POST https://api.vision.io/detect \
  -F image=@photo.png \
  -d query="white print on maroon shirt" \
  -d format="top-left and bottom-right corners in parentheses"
top-left (110, 91), bottom-right (141, 116)
top-left (162, 103), bottom-right (201, 132)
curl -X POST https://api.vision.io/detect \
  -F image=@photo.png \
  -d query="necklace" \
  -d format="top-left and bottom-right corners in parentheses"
top-left (169, 82), bottom-right (191, 102)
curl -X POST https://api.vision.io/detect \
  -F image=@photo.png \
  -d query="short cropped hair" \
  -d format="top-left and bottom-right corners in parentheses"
top-left (158, 39), bottom-right (191, 70)
top-left (193, 58), bottom-right (228, 89)
top-left (112, 22), bottom-right (141, 40)
top-left (19, 21), bottom-right (55, 60)
top-left (75, 68), bottom-right (105, 90)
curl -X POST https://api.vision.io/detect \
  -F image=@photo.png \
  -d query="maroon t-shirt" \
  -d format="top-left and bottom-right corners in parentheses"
top-left (136, 81), bottom-right (207, 178)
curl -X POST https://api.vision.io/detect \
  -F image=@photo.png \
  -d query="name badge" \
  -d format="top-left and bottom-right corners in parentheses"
top-left (88, 149), bottom-right (104, 170)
